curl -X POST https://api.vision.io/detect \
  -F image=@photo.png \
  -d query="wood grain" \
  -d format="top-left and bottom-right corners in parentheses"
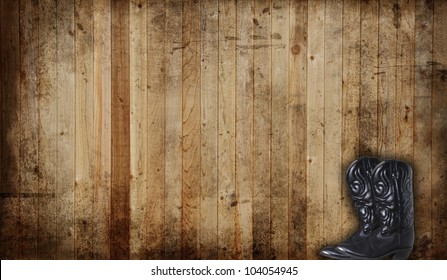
top-left (412, 0), bottom-right (433, 260)
top-left (432, 0), bottom-right (447, 260)
top-left (341, 0), bottom-right (361, 244)
top-left (74, 0), bottom-right (94, 260)
top-left (306, 0), bottom-right (325, 259)
top-left (146, 0), bottom-right (166, 260)
top-left (111, 0), bottom-right (130, 260)
top-left (182, 0), bottom-right (201, 260)
top-left (252, 0), bottom-right (272, 260)
top-left (129, 0), bottom-right (148, 260)
top-left (200, 0), bottom-right (219, 260)
top-left (323, 0), bottom-right (343, 249)
top-left (288, 0), bottom-right (307, 260)
top-left (218, 0), bottom-right (237, 260)
top-left (56, 0), bottom-right (76, 260)
top-left (0, 0), bottom-right (446, 260)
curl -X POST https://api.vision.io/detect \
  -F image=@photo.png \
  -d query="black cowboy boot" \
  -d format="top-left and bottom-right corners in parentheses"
top-left (320, 157), bottom-right (382, 259)
top-left (336, 159), bottom-right (414, 259)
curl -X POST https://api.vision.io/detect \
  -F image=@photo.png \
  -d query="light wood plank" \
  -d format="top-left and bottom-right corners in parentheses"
top-left (395, 0), bottom-right (415, 164)
top-left (218, 0), bottom-right (238, 260)
top-left (92, 0), bottom-right (111, 260)
top-left (111, 0), bottom-right (131, 259)
top-left (359, 0), bottom-right (379, 156)
top-left (432, 0), bottom-right (447, 260)
top-left (288, 0), bottom-right (307, 259)
top-left (37, 0), bottom-right (58, 259)
top-left (341, 0), bottom-right (361, 244)
top-left (252, 0), bottom-right (272, 260)
top-left (235, 0), bottom-right (254, 260)
top-left (129, 0), bottom-right (148, 260)
top-left (306, 0), bottom-right (325, 259)
top-left (412, 0), bottom-right (433, 260)
top-left (19, 0), bottom-right (39, 259)
top-left (271, 0), bottom-right (289, 260)
top-left (147, 0), bottom-right (166, 260)
top-left (182, 0), bottom-right (201, 260)
top-left (56, 0), bottom-right (76, 260)
top-left (378, 0), bottom-right (398, 158)
top-left (74, 0), bottom-right (94, 260)
top-left (323, 0), bottom-right (343, 249)
top-left (164, 0), bottom-right (183, 259)
top-left (200, 0), bottom-right (219, 260)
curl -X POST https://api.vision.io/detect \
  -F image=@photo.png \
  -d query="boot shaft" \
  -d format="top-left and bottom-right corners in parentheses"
top-left (372, 160), bottom-right (414, 236)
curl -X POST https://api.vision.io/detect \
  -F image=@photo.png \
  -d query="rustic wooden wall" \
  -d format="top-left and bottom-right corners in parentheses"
top-left (1, 0), bottom-right (446, 260)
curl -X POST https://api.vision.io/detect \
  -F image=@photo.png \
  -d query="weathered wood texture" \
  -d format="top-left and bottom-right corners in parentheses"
top-left (0, 0), bottom-right (446, 259)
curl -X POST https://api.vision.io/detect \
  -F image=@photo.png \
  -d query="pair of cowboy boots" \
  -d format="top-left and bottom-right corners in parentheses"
top-left (320, 157), bottom-right (414, 260)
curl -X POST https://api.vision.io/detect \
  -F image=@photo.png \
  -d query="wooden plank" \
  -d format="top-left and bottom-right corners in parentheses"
top-left (432, 0), bottom-right (447, 259)
top-left (378, 0), bottom-right (398, 158)
top-left (0, 0), bottom-right (21, 260)
top-left (359, 0), bottom-right (379, 156)
top-left (235, 0), bottom-right (254, 260)
top-left (74, 0), bottom-right (94, 260)
top-left (341, 0), bottom-right (361, 245)
top-left (200, 0), bottom-right (219, 260)
top-left (129, 0), bottom-right (148, 260)
top-left (92, 0), bottom-right (111, 260)
top-left (395, 0), bottom-right (415, 163)
top-left (111, 0), bottom-right (130, 260)
top-left (56, 0), bottom-right (76, 260)
top-left (288, 0), bottom-right (307, 259)
top-left (164, 0), bottom-right (183, 259)
top-left (19, 0), bottom-right (39, 259)
top-left (182, 0), bottom-right (201, 260)
top-left (412, 0), bottom-right (433, 260)
top-left (217, 0), bottom-right (237, 260)
top-left (323, 0), bottom-right (343, 249)
top-left (146, 0), bottom-right (166, 260)
top-left (306, 0), bottom-right (325, 259)
top-left (37, 0), bottom-right (58, 260)
top-left (271, 0), bottom-right (289, 260)
top-left (252, 0), bottom-right (272, 260)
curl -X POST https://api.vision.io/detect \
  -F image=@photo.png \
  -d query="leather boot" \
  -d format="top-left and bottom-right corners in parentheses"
top-left (336, 159), bottom-right (414, 259)
top-left (320, 157), bottom-right (382, 259)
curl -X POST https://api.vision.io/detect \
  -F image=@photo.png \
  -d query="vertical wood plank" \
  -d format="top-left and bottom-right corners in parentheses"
top-left (235, 0), bottom-right (254, 260)
top-left (306, 0), bottom-right (325, 259)
top-left (288, 0), bottom-right (307, 259)
top-left (412, 0), bottom-right (433, 260)
top-left (92, 0), bottom-right (111, 260)
top-left (164, 0), bottom-right (183, 259)
top-left (56, 0), bottom-right (76, 260)
top-left (395, 0), bottom-right (415, 163)
top-left (111, 0), bottom-right (130, 260)
top-left (378, 0), bottom-right (398, 158)
top-left (147, 0), bottom-right (166, 260)
top-left (74, 0), bottom-right (94, 260)
top-left (252, 0), bottom-right (272, 260)
top-left (323, 0), bottom-right (343, 248)
top-left (359, 0), bottom-right (379, 156)
top-left (37, 0), bottom-right (58, 259)
top-left (19, 0), bottom-right (39, 259)
top-left (218, 0), bottom-right (237, 260)
top-left (129, 0), bottom-right (148, 260)
top-left (182, 0), bottom-right (201, 260)
top-left (341, 0), bottom-right (361, 244)
top-left (0, 0), bottom-right (21, 260)
top-left (271, 0), bottom-right (289, 260)
top-left (200, 0), bottom-right (219, 260)
top-left (432, 0), bottom-right (447, 260)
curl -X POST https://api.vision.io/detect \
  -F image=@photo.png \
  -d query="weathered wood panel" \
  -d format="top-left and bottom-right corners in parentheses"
top-left (0, 0), bottom-right (446, 260)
